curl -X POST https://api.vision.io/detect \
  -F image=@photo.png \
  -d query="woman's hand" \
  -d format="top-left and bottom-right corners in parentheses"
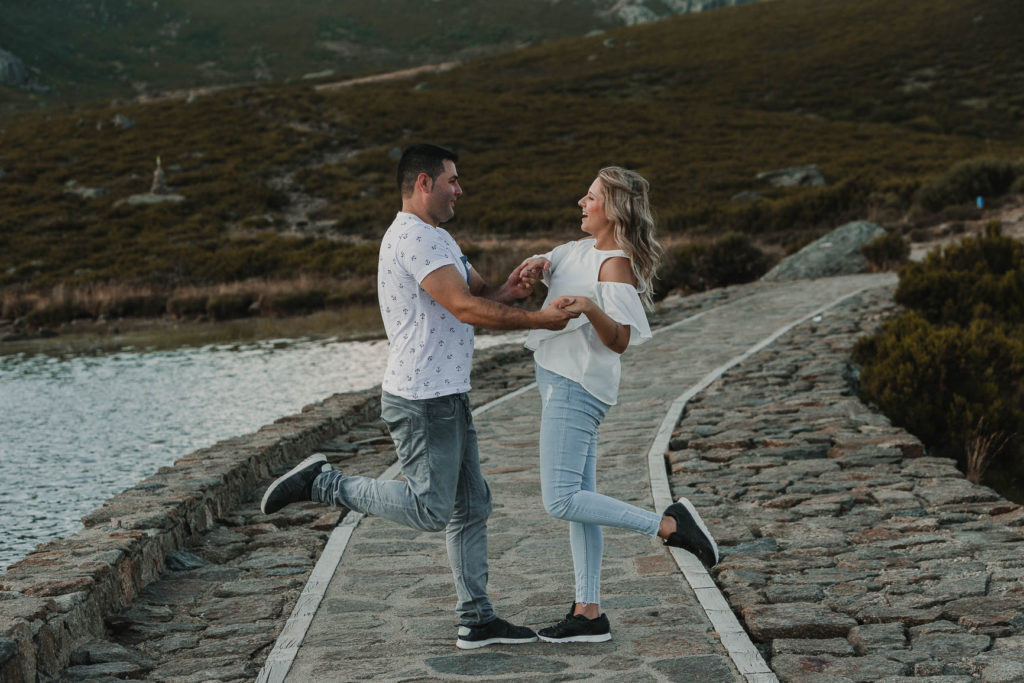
top-left (552, 295), bottom-right (629, 353)
top-left (558, 296), bottom-right (593, 316)
top-left (505, 257), bottom-right (551, 299)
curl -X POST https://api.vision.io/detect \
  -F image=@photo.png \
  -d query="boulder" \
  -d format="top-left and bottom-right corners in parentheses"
top-left (757, 163), bottom-right (826, 188)
top-left (63, 180), bottom-right (108, 200)
top-left (115, 193), bottom-right (184, 206)
top-left (0, 48), bottom-right (28, 87)
top-left (762, 220), bottom-right (887, 282)
top-left (111, 114), bottom-right (135, 130)
top-left (609, 0), bottom-right (759, 25)
top-left (662, 0), bottom-right (759, 16)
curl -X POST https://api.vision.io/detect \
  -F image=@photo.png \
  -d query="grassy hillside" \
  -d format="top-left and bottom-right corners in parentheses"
top-left (0, 0), bottom-right (726, 107)
top-left (1, 0), bottom-right (1023, 324)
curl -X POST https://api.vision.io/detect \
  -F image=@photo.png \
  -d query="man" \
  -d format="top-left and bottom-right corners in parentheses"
top-left (261, 144), bottom-right (577, 649)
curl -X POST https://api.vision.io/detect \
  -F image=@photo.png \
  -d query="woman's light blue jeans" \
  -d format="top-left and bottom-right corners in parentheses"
top-left (311, 391), bottom-right (495, 627)
top-left (536, 364), bottom-right (661, 606)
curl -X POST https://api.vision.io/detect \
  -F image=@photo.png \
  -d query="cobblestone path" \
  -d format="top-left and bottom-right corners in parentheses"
top-left (279, 274), bottom-right (896, 682)
top-left (57, 271), bottom-right (1023, 682)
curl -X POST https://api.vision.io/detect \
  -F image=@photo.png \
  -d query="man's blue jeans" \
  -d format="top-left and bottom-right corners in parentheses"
top-left (312, 391), bottom-right (495, 627)
top-left (536, 364), bottom-right (661, 606)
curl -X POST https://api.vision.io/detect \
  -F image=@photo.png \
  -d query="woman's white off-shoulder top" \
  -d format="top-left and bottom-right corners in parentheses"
top-left (524, 238), bottom-right (652, 405)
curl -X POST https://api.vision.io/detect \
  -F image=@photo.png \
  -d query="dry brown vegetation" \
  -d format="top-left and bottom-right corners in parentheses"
top-left (1, 0), bottom-right (1023, 330)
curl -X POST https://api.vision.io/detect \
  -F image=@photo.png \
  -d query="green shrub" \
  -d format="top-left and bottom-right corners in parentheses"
top-left (861, 231), bottom-right (910, 271)
top-left (167, 294), bottom-right (209, 319)
top-left (895, 225), bottom-right (1024, 327)
top-left (24, 301), bottom-right (89, 327)
top-left (853, 312), bottom-right (1024, 484)
top-left (914, 158), bottom-right (1024, 213)
top-left (206, 292), bottom-right (256, 321)
top-left (1011, 175), bottom-right (1024, 195)
top-left (855, 226), bottom-right (1024, 498)
top-left (324, 276), bottom-right (379, 308)
top-left (1, 296), bottom-right (35, 319)
top-left (100, 294), bottom-right (168, 319)
top-left (655, 232), bottom-right (775, 299)
top-left (259, 289), bottom-right (327, 316)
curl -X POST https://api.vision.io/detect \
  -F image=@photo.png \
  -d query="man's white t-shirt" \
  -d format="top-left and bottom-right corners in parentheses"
top-left (378, 212), bottom-right (475, 400)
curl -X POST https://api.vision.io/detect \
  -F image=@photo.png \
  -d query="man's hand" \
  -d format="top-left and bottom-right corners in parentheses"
top-left (534, 295), bottom-right (580, 330)
top-left (504, 257), bottom-right (551, 300)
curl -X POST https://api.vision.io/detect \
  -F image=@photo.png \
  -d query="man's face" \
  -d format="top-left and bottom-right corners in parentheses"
top-left (425, 159), bottom-right (462, 225)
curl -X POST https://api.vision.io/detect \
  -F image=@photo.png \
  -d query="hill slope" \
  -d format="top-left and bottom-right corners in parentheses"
top-left (1, 0), bottom-right (1022, 303)
top-left (0, 0), bottom-right (758, 106)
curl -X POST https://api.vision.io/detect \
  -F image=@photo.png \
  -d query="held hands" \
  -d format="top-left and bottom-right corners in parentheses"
top-left (536, 295), bottom-right (580, 330)
top-left (505, 257), bottom-right (551, 300)
top-left (556, 296), bottom-right (593, 316)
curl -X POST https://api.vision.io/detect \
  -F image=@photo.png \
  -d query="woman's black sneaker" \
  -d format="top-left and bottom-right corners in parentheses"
top-left (663, 496), bottom-right (719, 569)
top-left (455, 617), bottom-right (538, 649)
top-left (538, 610), bottom-right (611, 643)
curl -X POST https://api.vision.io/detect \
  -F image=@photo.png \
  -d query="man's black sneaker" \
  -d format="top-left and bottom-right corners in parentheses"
top-left (538, 609), bottom-right (611, 643)
top-left (260, 453), bottom-right (328, 514)
top-left (455, 617), bottom-right (538, 649)
top-left (663, 496), bottom-right (719, 569)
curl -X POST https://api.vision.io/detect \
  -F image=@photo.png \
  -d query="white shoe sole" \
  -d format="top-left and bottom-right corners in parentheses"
top-left (456, 636), bottom-right (539, 650)
top-left (538, 633), bottom-right (612, 643)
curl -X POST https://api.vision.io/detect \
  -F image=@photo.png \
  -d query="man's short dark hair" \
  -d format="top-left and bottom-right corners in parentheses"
top-left (397, 144), bottom-right (458, 197)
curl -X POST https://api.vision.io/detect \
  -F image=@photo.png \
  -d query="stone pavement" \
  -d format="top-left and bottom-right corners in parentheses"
top-left (275, 273), bottom-right (897, 682)
top-left (46, 270), bottom-right (1024, 682)
top-left (664, 287), bottom-right (1024, 682)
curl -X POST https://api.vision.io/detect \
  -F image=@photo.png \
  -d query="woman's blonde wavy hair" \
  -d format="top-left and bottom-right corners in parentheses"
top-left (597, 166), bottom-right (663, 310)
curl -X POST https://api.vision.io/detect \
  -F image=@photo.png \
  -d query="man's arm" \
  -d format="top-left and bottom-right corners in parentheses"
top-left (468, 257), bottom-right (547, 304)
top-left (421, 264), bottom-right (576, 330)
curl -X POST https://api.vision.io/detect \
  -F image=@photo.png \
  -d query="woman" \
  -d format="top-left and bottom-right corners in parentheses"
top-left (519, 167), bottom-right (719, 644)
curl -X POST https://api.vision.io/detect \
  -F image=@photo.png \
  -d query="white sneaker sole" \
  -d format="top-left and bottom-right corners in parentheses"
top-left (260, 453), bottom-right (327, 514)
top-left (538, 633), bottom-right (612, 643)
top-left (456, 636), bottom-right (539, 650)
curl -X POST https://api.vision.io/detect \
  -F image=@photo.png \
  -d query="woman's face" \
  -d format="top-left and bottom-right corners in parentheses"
top-left (578, 177), bottom-right (613, 237)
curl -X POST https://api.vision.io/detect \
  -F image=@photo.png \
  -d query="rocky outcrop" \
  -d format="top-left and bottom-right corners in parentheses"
top-left (0, 48), bottom-right (28, 87)
top-left (63, 180), bottom-right (108, 200)
top-left (757, 163), bottom-right (826, 188)
top-left (605, 0), bottom-right (760, 25)
top-left (762, 220), bottom-right (887, 282)
top-left (663, 0), bottom-right (759, 12)
top-left (111, 114), bottom-right (134, 130)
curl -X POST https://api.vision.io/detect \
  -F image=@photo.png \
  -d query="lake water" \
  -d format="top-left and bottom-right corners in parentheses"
top-left (0, 332), bottom-right (526, 572)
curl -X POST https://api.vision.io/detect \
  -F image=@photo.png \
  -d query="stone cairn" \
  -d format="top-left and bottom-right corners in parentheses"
top-left (150, 157), bottom-right (169, 195)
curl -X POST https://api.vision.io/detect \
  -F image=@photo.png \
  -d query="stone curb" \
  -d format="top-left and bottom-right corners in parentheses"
top-left (0, 341), bottom-right (582, 683)
top-left (667, 289), bottom-right (1024, 681)
top-left (0, 388), bottom-right (382, 682)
